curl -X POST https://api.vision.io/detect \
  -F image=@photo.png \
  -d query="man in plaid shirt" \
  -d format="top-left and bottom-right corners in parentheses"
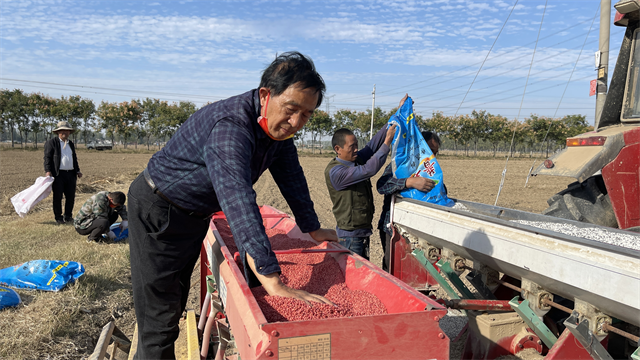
top-left (127, 52), bottom-right (338, 359)
top-left (73, 191), bottom-right (128, 242)
top-left (376, 131), bottom-right (441, 271)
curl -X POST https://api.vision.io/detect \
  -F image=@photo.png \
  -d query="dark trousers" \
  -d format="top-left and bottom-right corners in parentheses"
top-left (52, 170), bottom-right (77, 221)
top-left (75, 212), bottom-right (118, 240)
top-left (128, 174), bottom-right (209, 359)
top-left (379, 230), bottom-right (389, 272)
top-left (339, 236), bottom-right (370, 260)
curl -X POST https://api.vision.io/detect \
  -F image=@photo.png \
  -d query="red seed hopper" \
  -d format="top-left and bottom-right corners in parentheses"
top-left (201, 205), bottom-right (450, 360)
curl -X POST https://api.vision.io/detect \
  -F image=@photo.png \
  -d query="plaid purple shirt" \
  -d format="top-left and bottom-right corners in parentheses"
top-left (147, 89), bottom-right (320, 282)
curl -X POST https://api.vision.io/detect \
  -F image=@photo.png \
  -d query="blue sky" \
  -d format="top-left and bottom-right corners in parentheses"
top-left (1, 0), bottom-right (626, 125)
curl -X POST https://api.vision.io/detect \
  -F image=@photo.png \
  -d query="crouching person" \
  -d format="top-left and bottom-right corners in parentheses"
top-left (74, 191), bottom-right (128, 242)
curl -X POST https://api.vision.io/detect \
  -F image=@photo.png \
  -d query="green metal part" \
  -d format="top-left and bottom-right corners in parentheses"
top-left (436, 259), bottom-right (476, 299)
top-left (206, 275), bottom-right (216, 294)
top-left (412, 249), bottom-right (460, 300)
top-left (509, 296), bottom-right (557, 349)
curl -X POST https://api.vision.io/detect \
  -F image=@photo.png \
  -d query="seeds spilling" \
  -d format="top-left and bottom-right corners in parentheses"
top-left (214, 219), bottom-right (387, 322)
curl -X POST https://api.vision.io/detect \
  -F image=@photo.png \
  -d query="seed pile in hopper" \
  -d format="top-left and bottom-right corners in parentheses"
top-left (214, 219), bottom-right (388, 322)
top-left (512, 220), bottom-right (640, 251)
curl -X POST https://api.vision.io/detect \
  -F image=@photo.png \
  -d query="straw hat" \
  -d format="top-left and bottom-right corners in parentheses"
top-left (53, 121), bottom-right (75, 133)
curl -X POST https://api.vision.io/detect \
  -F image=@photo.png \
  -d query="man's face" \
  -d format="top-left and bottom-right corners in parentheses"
top-left (108, 197), bottom-right (120, 208)
top-left (427, 138), bottom-right (439, 156)
top-left (335, 134), bottom-right (358, 162)
top-left (259, 83), bottom-right (319, 140)
top-left (57, 130), bottom-right (71, 142)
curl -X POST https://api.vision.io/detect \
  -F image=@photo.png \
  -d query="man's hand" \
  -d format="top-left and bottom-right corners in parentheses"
top-left (384, 124), bottom-right (397, 146)
top-left (406, 177), bottom-right (436, 192)
top-left (119, 220), bottom-right (128, 231)
top-left (246, 252), bottom-right (334, 306)
top-left (77, 172), bottom-right (83, 179)
top-left (107, 231), bottom-right (117, 240)
top-left (309, 228), bottom-right (338, 243)
top-left (398, 93), bottom-right (409, 108)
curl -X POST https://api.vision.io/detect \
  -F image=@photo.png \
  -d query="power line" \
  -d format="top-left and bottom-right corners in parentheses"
top-left (0, 78), bottom-right (227, 101)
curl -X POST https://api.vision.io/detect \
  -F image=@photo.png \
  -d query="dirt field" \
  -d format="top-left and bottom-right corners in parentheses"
top-left (0, 148), bottom-right (570, 359)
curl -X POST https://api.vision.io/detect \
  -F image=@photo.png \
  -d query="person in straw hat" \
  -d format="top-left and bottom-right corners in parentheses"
top-left (44, 121), bottom-right (83, 225)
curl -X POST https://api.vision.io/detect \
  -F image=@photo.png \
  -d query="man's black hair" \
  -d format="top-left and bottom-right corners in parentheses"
top-left (260, 51), bottom-right (326, 108)
top-left (421, 131), bottom-right (441, 145)
top-left (331, 128), bottom-right (354, 151)
top-left (109, 191), bottom-right (126, 206)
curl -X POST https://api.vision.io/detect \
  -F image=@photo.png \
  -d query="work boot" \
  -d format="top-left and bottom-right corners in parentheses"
top-left (56, 219), bottom-right (65, 225)
top-left (64, 216), bottom-right (74, 224)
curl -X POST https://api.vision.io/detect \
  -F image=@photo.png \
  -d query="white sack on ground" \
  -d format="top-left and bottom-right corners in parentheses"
top-left (11, 176), bottom-right (55, 217)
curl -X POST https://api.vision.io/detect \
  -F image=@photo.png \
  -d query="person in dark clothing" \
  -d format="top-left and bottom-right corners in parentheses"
top-left (325, 124), bottom-right (396, 259)
top-left (127, 51), bottom-right (338, 359)
top-left (44, 121), bottom-right (83, 224)
top-left (376, 131), bottom-right (441, 271)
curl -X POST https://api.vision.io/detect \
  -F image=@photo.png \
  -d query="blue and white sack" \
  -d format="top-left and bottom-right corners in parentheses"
top-left (0, 286), bottom-right (21, 310)
top-left (0, 260), bottom-right (85, 292)
top-left (388, 97), bottom-right (453, 206)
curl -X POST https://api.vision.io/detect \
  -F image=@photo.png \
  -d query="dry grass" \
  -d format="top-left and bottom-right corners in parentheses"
top-left (0, 148), bottom-right (148, 359)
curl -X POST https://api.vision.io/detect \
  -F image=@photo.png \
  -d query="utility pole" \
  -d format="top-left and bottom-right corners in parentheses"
top-left (370, 85), bottom-right (376, 140)
top-left (325, 94), bottom-right (335, 116)
top-left (595, 0), bottom-right (611, 130)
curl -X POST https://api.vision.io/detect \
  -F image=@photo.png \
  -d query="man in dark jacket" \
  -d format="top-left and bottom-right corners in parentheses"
top-left (128, 51), bottom-right (338, 359)
top-left (44, 121), bottom-right (83, 224)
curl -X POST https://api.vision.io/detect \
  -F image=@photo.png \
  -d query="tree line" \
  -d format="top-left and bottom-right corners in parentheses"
top-left (303, 107), bottom-right (592, 157)
top-left (2, 88), bottom-right (592, 156)
top-left (0, 89), bottom-right (198, 149)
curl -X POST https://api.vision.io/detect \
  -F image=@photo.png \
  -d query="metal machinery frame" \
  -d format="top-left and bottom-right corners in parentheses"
top-left (200, 205), bottom-right (452, 360)
top-left (389, 196), bottom-right (640, 359)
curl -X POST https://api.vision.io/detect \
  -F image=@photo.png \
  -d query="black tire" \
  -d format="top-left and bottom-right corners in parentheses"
top-left (542, 175), bottom-right (618, 228)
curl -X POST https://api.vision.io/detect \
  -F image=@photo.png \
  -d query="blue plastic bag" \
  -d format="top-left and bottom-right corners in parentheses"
top-left (0, 260), bottom-right (85, 291)
top-left (110, 223), bottom-right (128, 242)
top-left (388, 97), bottom-right (454, 207)
top-left (0, 286), bottom-right (21, 310)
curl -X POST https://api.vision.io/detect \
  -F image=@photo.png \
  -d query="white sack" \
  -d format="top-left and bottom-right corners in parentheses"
top-left (11, 176), bottom-right (55, 217)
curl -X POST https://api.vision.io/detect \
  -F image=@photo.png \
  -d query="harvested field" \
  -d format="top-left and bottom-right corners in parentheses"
top-left (0, 147), bottom-right (570, 359)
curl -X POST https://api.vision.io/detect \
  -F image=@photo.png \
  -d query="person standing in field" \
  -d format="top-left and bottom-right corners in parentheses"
top-left (324, 119), bottom-right (398, 260)
top-left (127, 51), bottom-right (338, 359)
top-left (44, 121), bottom-right (83, 225)
top-left (73, 191), bottom-right (128, 243)
top-left (376, 131), bottom-right (440, 271)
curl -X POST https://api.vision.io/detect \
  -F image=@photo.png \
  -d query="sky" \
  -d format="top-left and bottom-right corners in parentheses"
top-left (0, 0), bottom-right (627, 125)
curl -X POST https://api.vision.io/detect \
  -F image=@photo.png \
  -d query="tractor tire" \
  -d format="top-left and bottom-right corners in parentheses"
top-left (542, 175), bottom-right (618, 228)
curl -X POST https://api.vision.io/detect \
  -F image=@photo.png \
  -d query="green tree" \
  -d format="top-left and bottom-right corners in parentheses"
top-left (141, 98), bottom-right (163, 150)
top-left (457, 115), bottom-right (475, 156)
top-left (96, 101), bottom-right (120, 147)
top-left (306, 109), bottom-right (332, 154)
top-left (332, 109), bottom-right (357, 131)
top-left (6, 89), bottom-right (34, 148)
top-left (469, 110), bottom-right (490, 156)
top-left (562, 114), bottom-right (592, 138)
top-left (485, 114), bottom-right (510, 156)
top-left (149, 101), bottom-right (170, 148)
top-left (79, 98), bottom-right (96, 146)
top-left (116, 101), bottom-right (142, 148)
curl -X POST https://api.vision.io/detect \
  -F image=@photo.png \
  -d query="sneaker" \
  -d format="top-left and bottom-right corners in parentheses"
top-left (56, 219), bottom-right (66, 225)
top-left (64, 217), bottom-right (74, 224)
